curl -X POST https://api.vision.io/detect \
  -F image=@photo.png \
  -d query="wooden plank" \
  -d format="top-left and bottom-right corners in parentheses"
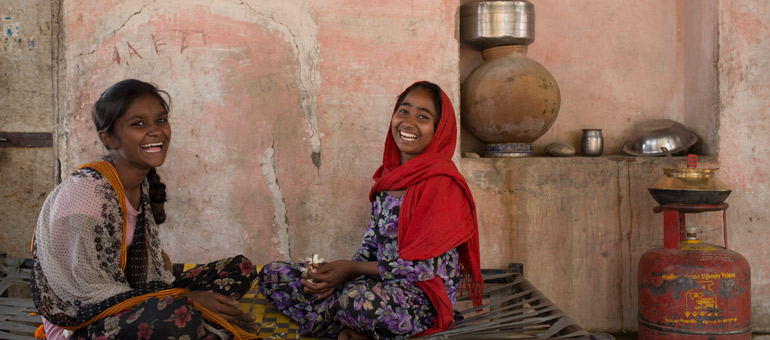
top-left (0, 308), bottom-right (36, 316)
top-left (0, 299), bottom-right (35, 308)
top-left (0, 321), bottom-right (36, 333)
top-left (0, 331), bottom-right (38, 340)
top-left (0, 260), bottom-right (22, 296)
top-left (0, 132), bottom-right (53, 148)
top-left (0, 295), bottom-right (39, 340)
top-left (3, 316), bottom-right (42, 324)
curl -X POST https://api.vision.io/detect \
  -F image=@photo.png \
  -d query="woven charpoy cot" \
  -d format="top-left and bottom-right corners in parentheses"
top-left (228, 264), bottom-right (594, 340)
top-left (0, 260), bottom-right (597, 340)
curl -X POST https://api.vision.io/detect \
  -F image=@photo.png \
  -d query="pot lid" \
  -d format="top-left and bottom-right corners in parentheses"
top-left (623, 132), bottom-right (698, 157)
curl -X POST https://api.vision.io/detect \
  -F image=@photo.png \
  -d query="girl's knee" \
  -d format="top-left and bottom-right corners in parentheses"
top-left (335, 281), bottom-right (381, 314)
top-left (232, 254), bottom-right (256, 277)
top-left (258, 262), bottom-right (309, 311)
top-left (258, 261), bottom-right (300, 286)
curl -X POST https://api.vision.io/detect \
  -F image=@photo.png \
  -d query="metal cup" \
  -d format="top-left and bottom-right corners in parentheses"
top-left (581, 129), bottom-right (603, 157)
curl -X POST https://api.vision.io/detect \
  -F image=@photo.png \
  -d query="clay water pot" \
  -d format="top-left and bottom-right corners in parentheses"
top-left (461, 45), bottom-right (561, 145)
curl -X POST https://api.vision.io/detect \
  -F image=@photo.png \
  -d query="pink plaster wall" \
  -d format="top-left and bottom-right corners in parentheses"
top-left (717, 0), bottom-right (770, 332)
top-left (50, 0), bottom-right (770, 333)
top-left (302, 0), bottom-right (461, 267)
top-left (59, 1), bottom-right (311, 263)
top-left (57, 0), bottom-right (461, 265)
top-left (683, 1), bottom-right (719, 155)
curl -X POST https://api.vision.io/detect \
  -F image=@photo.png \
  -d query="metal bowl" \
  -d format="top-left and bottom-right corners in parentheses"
top-left (622, 119), bottom-right (698, 157)
top-left (460, 0), bottom-right (535, 50)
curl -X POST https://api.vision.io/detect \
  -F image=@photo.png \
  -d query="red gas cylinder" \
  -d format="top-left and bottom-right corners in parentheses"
top-left (638, 204), bottom-right (751, 340)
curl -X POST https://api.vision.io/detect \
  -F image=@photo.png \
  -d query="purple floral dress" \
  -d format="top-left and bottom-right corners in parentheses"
top-left (258, 191), bottom-right (461, 339)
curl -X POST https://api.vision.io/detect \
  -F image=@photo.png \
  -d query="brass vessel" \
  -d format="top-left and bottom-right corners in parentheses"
top-left (648, 168), bottom-right (732, 205)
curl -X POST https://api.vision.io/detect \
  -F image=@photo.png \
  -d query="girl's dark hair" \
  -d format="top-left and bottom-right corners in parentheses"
top-left (146, 168), bottom-right (167, 224)
top-left (395, 81), bottom-right (443, 127)
top-left (93, 79), bottom-right (170, 224)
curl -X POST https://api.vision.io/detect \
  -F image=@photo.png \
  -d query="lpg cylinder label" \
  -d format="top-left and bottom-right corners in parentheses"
top-left (664, 317), bottom-right (738, 324)
top-left (660, 272), bottom-right (737, 280)
top-left (658, 272), bottom-right (739, 325)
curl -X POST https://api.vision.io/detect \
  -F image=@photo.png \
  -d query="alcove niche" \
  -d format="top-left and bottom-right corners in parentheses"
top-left (457, 0), bottom-right (719, 158)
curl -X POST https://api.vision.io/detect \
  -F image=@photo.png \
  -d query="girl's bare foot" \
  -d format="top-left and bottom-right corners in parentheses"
top-left (338, 328), bottom-right (371, 340)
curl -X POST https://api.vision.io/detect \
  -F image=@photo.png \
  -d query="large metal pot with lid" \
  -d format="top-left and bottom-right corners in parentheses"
top-left (648, 168), bottom-right (732, 205)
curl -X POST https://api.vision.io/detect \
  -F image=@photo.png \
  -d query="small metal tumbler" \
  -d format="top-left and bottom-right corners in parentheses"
top-left (581, 129), bottom-right (603, 157)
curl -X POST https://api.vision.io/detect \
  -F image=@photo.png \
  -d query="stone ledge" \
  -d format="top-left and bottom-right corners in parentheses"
top-left (461, 155), bottom-right (719, 167)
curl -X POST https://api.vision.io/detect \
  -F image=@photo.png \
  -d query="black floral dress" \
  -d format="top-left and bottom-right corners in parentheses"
top-left (72, 256), bottom-right (256, 340)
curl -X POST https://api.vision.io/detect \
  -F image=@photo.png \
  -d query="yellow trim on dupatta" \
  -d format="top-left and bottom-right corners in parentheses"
top-left (77, 161), bottom-right (129, 271)
top-left (61, 288), bottom-right (188, 331)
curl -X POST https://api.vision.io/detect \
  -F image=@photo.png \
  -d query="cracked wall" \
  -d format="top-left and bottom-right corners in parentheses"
top-left (55, 0), bottom-right (460, 266)
top-left (259, 144), bottom-right (291, 261)
top-left (21, 0), bottom-right (768, 333)
top-left (57, 0), bottom-right (323, 263)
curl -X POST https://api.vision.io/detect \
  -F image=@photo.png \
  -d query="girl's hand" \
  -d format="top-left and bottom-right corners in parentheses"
top-left (186, 290), bottom-right (251, 324)
top-left (301, 260), bottom-right (354, 299)
top-left (301, 278), bottom-right (337, 299)
top-left (306, 260), bottom-right (355, 288)
top-left (302, 260), bottom-right (379, 299)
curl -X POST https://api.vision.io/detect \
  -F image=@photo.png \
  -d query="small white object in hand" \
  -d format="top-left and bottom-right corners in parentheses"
top-left (306, 254), bottom-right (324, 265)
top-left (301, 254), bottom-right (324, 284)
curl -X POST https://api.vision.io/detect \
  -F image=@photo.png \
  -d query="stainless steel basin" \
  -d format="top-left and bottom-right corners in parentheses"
top-left (460, 0), bottom-right (535, 50)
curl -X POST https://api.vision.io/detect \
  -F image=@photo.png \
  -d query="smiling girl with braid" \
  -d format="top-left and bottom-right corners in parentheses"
top-left (259, 81), bottom-right (483, 340)
top-left (31, 79), bottom-right (259, 339)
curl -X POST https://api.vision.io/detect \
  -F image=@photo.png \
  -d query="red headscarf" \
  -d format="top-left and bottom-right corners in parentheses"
top-left (369, 82), bottom-right (482, 335)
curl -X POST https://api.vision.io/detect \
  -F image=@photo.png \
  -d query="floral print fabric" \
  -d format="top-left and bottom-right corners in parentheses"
top-left (32, 167), bottom-right (177, 327)
top-left (259, 191), bottom-right (461, 339)
top-left (72, 255), bottom-right (256, 340)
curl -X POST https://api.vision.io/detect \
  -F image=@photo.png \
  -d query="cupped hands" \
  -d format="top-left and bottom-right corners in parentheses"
top-left (302, 260), bottom-right (356, 299)
top-left (302, 260), bottom-right (379, 299)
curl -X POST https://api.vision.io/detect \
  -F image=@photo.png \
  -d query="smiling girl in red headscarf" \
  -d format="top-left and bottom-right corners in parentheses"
top-left (259, 81), bottom-right (482, 340)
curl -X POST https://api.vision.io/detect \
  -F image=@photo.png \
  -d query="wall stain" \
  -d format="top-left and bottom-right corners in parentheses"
top-left (492, 160), bottom-right (518, 265)
top-left (625, 160), bottom-right (635, 331)
top-left (311, 150), bottom-right (321, 168)
top-left (615, 162), bottom-right (625, 329)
